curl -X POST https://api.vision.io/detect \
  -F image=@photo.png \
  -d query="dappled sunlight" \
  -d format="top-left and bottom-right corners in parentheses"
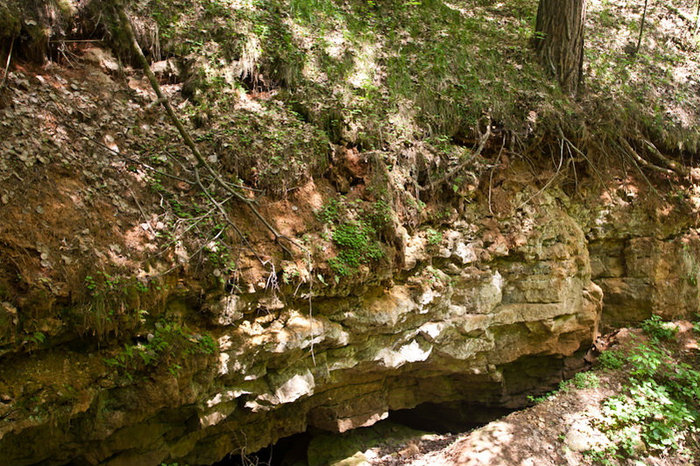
top-left (453, 421), bottom-right (514, 465)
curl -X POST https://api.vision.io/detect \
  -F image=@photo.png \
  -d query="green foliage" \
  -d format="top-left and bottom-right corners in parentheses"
top-left (527, 371), bottom-right (599, 404)
top-left (641, 315), bottom-right (679, 342)
top-left (26, 331), bottom-right (46, 346)
top-left (104, 320), bottom-right (217, 380)
top-left (316, 197), bottom-right (390, 277)
top-left (597, 349), bottom-right (625, 370)
top-left (589, 322), bottom-right (700, 463)
top-left (330, 220), bottom-right (384, 273)
top-left (426, 228), bottom-right (442, 246)
top-left (73, 271), bottom-right (153, 339)
top-left (571, 371), bottom-right (600, 390)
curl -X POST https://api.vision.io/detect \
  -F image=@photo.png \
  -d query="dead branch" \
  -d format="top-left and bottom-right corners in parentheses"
top-left (0, 38), bottom-right (14, 92)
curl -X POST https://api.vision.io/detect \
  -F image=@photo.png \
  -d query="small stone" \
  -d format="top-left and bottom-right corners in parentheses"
top-left (1, 194), bottom-right (9, 204)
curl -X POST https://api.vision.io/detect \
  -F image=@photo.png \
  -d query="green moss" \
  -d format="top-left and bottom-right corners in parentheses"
top-left (317, 197), bottom-right (390, 276)
top-left (104, 320), bottom-right (217, 380)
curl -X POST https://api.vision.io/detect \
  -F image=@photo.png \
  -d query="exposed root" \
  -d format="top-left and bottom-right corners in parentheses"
top-left (515, 137), bottom-right (565, 211)
top-left (619, 137), bottom-right (676, 177)
top-left (420, 118), bottom-right (492, 192)
top-left (643, 139), bottom-right (689, 177)
top-left (488, 134), bottom-right (506, 216)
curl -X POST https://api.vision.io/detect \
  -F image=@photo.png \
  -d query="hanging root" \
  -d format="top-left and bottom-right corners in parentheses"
top-left (420, 117), bottom-right (492, 192)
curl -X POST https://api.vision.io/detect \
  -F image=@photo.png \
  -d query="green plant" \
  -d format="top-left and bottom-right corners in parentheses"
top-left (316, 197), bottom-right (389, 276)
top-left (598, 349), bottom-right (625, 370)
top-left (641, 315), bottom-right (678, 341)
top-left (527, 392), bottom-right (553, 404)
top-left (590, 330), bottom-right (700, 463)
top-left (104, 321), bottom-right (217, 381)
top-left (572, 371), bottom-right (600, 389)
top-left (27, 331), bottom-right (46, 346)
top-left (426, 228), bottom-right (442, 246)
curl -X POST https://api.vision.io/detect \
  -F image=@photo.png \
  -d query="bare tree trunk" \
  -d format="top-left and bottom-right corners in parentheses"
top-left (533, 0), bottom-right (587, 96)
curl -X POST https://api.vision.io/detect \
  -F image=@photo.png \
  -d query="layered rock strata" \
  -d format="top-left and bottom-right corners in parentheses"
top-left (0, 198), bottom-right (603, 465)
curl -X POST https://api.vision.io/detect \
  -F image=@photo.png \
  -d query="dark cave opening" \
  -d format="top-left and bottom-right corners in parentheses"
top-left (213, 431), bottom-right (311, 466)
top-left (211, 402), bottom-right (514, 465)
top-left (388, 402), bottom-right (514, 434)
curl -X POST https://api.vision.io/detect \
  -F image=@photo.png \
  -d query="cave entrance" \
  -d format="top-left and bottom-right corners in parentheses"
top-left (212, 402), bottom-right (513, 465)
top-left (213, 431), bottom-right (311, 466)
top-left (389, 402), bottom-right (514, 434)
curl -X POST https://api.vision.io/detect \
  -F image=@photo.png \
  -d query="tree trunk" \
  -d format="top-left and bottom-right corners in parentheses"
top-left (533, 0), bottom-right (587, 96)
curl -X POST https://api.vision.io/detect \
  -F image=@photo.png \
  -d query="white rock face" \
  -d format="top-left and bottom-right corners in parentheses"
top-left (275, 370), bottom-right (316, 404)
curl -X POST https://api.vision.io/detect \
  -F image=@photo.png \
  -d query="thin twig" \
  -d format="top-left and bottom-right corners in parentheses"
top-left (635, 0), bottom-right (649, 54)
top-left (49, 39), bottom-right (104, 43)
top-left (0, 38), bottom-right (14, 91)
top-left (58, 118), bottom-right (196, 184)
top-left (192, 165), bottom-right (268, 266)
top-left (156, 195), bottom-right (235, 255)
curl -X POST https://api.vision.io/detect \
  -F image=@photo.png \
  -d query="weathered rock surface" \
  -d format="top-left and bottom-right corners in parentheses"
top-left (0, 194), bottom-right (605, 465)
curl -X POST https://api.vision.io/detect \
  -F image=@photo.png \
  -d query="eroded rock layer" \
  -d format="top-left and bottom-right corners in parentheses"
top-left (0, 190), bottom-right (609, 465)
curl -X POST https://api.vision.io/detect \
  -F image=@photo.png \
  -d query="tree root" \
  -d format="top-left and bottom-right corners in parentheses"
top-left (619, 138), bottom-right (676, 177)
top-left (420, 118), bottom-right (491, 192)
top-left (643, 139), bottom-right (689, 177)
top-left (0, 37), bottom-right (14, 92)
